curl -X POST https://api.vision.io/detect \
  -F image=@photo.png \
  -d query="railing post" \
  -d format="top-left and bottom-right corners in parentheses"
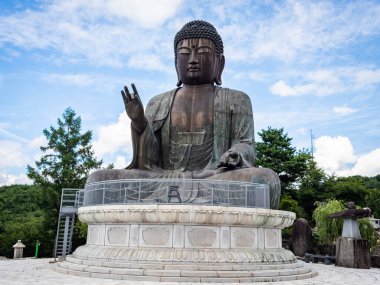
top-left (62, 215), bottom-right (70, 256)
top-left (227, 185), bottom-right (230, 205)
top-left (124, 184), bottom-right (127, 204)
top-left (74, 191), bottom-right (78, 208)
top-left (211, 187), bottom-right (214, 206)
top-left (138, 181), bottom-right (142, 202)
top-left (102, 183), bottom-right (105, 205)
top-left (245, 186), bottom-right (248, 208)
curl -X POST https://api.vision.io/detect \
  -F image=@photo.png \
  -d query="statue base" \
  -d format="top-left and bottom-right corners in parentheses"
top-left (336, 237), bottom-right (371, 269)
top-left (55, 204), bottom-right (317, 282)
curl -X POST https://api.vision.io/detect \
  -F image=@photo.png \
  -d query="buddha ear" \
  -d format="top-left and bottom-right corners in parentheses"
top-left (214, 54), bottom-right (225, 86)
top-left (175, 64), bottom-right (182, 87)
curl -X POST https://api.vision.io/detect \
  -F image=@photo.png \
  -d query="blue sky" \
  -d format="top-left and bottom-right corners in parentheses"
top-left (1, 0), bottom-right (380, 185)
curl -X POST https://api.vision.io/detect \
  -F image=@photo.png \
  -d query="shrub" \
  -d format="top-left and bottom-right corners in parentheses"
top-left (313, 199), bottom-right (377, 246)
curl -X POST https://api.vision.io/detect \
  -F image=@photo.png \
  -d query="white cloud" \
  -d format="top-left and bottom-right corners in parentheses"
top-left (0, 0), bottom-right (182, 68)
top-left (0, 138), bottom-right (39, 186)
top-left (270, 80), bottom-right (339, 97)
top-left (105, 0), bottom-right (182, 28)
top-left (333, 105), bottom-right (357, 116)
top-left (232, 71), bottom-right (270, 82)
top-left (314, 136), bottom-right (357, 174)
top-left (251, 1), bottom-right (380, 62)
top-left (93, 112), bottom-right (132, 158)
top-left (347, 149), bottom-right (380, 177)
top-left (29, 136), bottom-right (47, 149)
top-left (314, 136), bottom-right (380, 177)
top-left (0, 173), bottom-right (32, 186)
top-left (0, 140), bottom-right (30, 168)
top-left (1, 0), bottom-right (379, 68)
top-left (355, 69), bottom-right (380, 88)
top-left (270, 67), bottom-right (380, 97)
top-left (114, 155), bottom-right (129, 169)
top-left (42, 73), bottom-right (95, 86)
top-left (127, 54), bottom-right (170, 72)
top-left (270, 80), bottom-right (302, 97)
top-left (0, 126), bottom-right (29, 143)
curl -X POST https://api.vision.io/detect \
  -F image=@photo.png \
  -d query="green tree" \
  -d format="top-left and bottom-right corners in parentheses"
top-left (26, 108), bottom-right (102, 255)
top-left (363, 174), bottom-right (380, 190)
top-left (255, 127), bottom-right (311, 195)
top-left (27, 107), bottom-right (102, 193)
top-left (313, 199), bottom-right (377, 246)
top-left (297, 159), bottom-right (329, 221)
top-left (365, 189), bottom-right (380, 218)
top-left (313, 199), bottom-right (345, 244)
top-left (363, 175), bottom-right (380, 217)
top-left (0, 185), bottom-right (55, 257)
top-left (324, 176), bottom-right (369, 207)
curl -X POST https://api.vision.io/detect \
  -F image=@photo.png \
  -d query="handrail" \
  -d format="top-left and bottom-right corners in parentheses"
top-left (79, 178), bottom-right (270, 209)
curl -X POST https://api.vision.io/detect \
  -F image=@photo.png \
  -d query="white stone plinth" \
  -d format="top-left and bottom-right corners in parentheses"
top-left (76, 204), bottom-right (295, 263)
top-left (56, 204), bottom-right (317, 282)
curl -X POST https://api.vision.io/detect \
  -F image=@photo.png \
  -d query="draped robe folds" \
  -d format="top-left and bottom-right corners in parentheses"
top-left (127, 86), bottom-right (255, 172)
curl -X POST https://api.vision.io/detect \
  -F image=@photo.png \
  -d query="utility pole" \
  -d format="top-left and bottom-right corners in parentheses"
top-left (310, 129), bottom-right (315, 158)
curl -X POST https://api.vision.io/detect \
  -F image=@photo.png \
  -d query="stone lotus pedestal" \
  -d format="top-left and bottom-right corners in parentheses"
top-left (56, 204), bottom-right (317, 282)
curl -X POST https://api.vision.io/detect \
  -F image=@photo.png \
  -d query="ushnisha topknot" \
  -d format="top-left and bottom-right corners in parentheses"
top-left (174, 20), bottom-right (224, 59)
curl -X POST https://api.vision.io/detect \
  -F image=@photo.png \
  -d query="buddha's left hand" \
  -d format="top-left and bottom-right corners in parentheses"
top-left (217, 150), bottom-right (243, 169)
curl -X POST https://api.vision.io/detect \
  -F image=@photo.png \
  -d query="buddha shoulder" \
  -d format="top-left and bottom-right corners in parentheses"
top-left (215, 87), bottom-right (251, 101)
top-left (145, 89), bottom-right (177, 121)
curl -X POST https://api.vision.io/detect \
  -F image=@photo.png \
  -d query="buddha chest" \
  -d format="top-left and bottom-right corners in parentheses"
top-left (170, 87), bottom-right (214, 133)
top-left (168, 87), bottom-right (214, 171)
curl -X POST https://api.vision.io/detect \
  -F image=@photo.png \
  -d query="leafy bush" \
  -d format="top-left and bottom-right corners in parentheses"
top-left (313, 200), bottom-right (344, 244)
top-left (359, 218), bottom-right (378, 247)
top-left (0, 184), bottom-right (57, 257)
top-left (313, 199), bottom-right (377, 246)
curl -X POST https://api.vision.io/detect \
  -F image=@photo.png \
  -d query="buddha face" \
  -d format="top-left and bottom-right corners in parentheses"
top-left (176, 38), bottom-right (224, 86)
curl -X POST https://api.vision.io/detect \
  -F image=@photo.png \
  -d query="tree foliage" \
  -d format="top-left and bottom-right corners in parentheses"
top-left (27, 107), bottom-right (102, 193)
top-left (0, 185), bottom-right (57, 257)
top-left (323, 176), bottom-right (369, 206)
top-left (365, 189), bottom-right (380, 218)
top-left (20, 108), bottom-right (102, 256)
top-left (297, 160), bottom-right (329, 220)
top-left (363, 175), bottom-right (380, 218)
top-left (313, 200), bottom-right (345, 244)
top-left (313, 199), bottom-right (377, 246)
top-left (255, 127), bottom-right (311, 195)
top-left (279, 194), bottom-right (306, 219)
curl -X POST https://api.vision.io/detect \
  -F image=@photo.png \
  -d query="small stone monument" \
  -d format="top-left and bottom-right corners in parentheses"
top-left (13, 240), bottom-right (25, 259)
top-left (291, 218), bottom-right (312, 257)
top-left (329, 202), bottom-right (371, 269)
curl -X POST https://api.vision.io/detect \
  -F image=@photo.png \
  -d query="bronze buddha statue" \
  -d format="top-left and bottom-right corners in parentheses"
top-left (87, 20), bottom-right (281, 209)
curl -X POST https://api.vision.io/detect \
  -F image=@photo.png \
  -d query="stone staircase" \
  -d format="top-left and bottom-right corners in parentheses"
top-left (54, 188), bottom-right (82, 258)
top-left (55, 255), bottom-right (317, 282)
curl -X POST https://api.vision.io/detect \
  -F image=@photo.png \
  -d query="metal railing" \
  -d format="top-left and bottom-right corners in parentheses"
top-left (78, 178), bottom-right (270, 209)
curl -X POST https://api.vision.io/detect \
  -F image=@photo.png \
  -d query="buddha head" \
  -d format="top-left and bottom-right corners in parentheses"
top-left (174, 20), bottom-right (225, 86)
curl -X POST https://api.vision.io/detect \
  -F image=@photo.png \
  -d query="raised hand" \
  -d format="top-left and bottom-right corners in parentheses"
top-left (121, 83), bottom-right (147, 133)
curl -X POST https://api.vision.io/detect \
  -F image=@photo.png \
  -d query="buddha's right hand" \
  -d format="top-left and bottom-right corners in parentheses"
top-left (121, 83), bottom-right (147, 133)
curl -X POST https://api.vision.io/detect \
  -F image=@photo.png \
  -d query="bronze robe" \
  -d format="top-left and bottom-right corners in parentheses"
top-left (127, 86), bottom-right (255, 172)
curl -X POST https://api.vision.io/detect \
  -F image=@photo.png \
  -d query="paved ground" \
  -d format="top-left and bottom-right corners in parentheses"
top-left (0, 258), bottom-right (379, 285)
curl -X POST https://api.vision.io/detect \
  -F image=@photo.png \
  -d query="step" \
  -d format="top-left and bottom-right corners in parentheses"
top-left (66, 255), bottom-right (303, 271)
top-left (55, 262), bottom-right (317, 283)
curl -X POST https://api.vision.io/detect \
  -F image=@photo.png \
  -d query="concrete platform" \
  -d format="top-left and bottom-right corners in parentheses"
top-left (1, 258), bottom-right (380, 284)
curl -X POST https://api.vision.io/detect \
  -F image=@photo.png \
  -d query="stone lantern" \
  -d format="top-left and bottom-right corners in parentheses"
top-left (13, 240), bottom-right (25, 259)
